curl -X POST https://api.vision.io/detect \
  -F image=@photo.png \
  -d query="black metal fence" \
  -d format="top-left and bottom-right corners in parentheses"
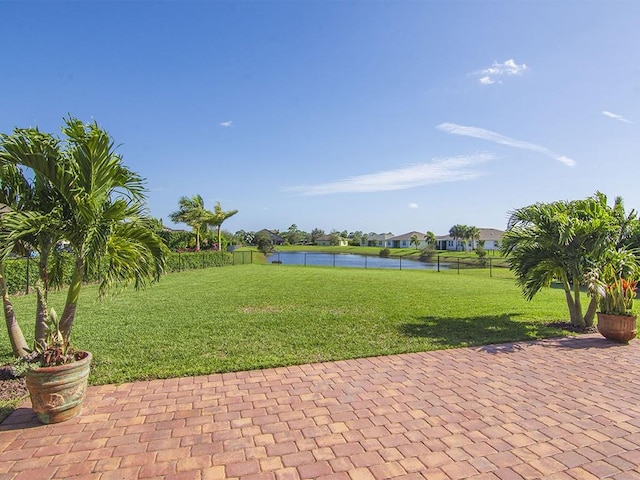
top-left (3, 250), bottom-right (510, 295)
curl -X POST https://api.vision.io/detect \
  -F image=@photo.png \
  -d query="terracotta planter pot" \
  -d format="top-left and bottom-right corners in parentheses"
top-left (25, 351), bottom-right (92, 424)
top-left (596, 313), bottom-right (637, 344)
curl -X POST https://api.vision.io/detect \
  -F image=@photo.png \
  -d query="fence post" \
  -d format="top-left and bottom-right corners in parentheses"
top-left (202, 251), bottom-right (205, 269)
top-left (333, 254), bottom-right (336, 268)
top-left (365, 255), bottom-right (368, 269)
top-left (437, 255), bottom-right (440, 272)
top-left (304, 253), bottom-right (307, 267)
top-left (399, 256), bottom-right (402, 270)
top-left (489, 257), bottom-right (492, 277)
top-left (178, 252), bottom-right (181, 272)
top-left (457, 258), bottom-right (460, 274)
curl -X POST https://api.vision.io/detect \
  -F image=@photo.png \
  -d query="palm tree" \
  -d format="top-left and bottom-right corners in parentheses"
top-left (0, 129), bottom-right (69, 354)
top-left (0, 163), bottom-right (30, 357)
top-left (424, 231), bottom-right (436, 248)
top-left (1, 117), bottom-right (167, 343)
top-left (410, 234), bottom-right (420, 250)
top-left (501, 193), bottom-right (628, 329)
top-left (449, 224), bottom-right (466, 251)
top-left (211, 201), bottom-right (238, 251)
top-left (468, 226), bottom-right (480, 250)
top-left (169, 195), bottom-right (213, 251)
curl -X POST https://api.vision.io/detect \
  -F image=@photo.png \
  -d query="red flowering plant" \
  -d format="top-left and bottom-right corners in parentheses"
top-left (588, 248), bottom-right (638, 316)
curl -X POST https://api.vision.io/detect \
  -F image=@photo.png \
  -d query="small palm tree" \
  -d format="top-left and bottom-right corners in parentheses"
top-left (1, 117), bottom-right (168, 343)
top-left (211, 202), bottom-right (238, 251)
top-left (424, 231), bottom-right (436, 248)
top-left (501, 193), bottom-right (630, 329)
top-left (410, 234), bottom-right (419, 250)
top-left (169, 195), bottom-right (213, 251)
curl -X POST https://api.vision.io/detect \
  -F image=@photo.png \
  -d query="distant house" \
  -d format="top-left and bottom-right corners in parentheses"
top-left (256, 229), bottom-right (286, 245)
top-left (436, 228), bottom-right (504, 251)
top-left (316, 234), bottom-right (349, 247)
top-left (386, 231), bottom-right (429, 249)
top-left (362, 233), bottom-right (395, 247)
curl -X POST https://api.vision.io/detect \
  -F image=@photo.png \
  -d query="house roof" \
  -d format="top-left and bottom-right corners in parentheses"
top-left (387, 231), bottom-right (427, 241)
top-left (257, 229), bottom-right (285, 240)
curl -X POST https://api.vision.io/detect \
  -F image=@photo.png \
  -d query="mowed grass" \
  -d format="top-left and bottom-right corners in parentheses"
top-left (1, 264), bottom-right (572, 386)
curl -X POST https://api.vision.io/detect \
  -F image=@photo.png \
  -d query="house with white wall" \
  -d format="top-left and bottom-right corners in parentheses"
top-left (362, 233), bottom-right (395, 247)
top-left (316, 234), bottom-right (349, 247)
top-left (386, 231), bottom-right (429, 249)
top-left (435, 228), bottom-right (504, 251)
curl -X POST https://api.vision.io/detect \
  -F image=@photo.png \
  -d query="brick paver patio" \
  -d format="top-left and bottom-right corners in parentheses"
top-left (1, 333), bottom-right (639, 479)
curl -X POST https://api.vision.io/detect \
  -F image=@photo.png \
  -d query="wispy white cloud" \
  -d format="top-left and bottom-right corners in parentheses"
top-left (473, 59), bottom-right (527, 85)
top-left (408, 203), bottom-right (419, 209)
top-left (602, 111), bottom-right (633, 124)
top-left (220, 120), bottom-right (233, 127)
top-left (286, 154), bottom-right (492, 196)
top-left (437, 122), bottom-right (576, 167)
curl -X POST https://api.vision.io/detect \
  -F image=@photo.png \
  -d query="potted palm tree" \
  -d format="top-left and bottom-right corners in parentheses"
top-left (1, 117), bottom-right (167, 423)
top-left (589, 248), bottom-right (638, 343)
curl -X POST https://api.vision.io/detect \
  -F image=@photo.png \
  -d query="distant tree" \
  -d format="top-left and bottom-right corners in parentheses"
top-left (169, 195), bottom-right (214, 251)
top-left (468, 226), bottom-right (480, 251)
top-left (475, 240), bottom-right (488, 266)
top-left (298, 231), bottom-right (312, 245)
top-left (425, 231), bottom-right (436, 248)
top-left (329, 233), bottom-right (341, 246)
top-left (449, 224), bottom-right (466, 251)
top-left (410, 234), bottom-right (420, 249)
top-left (255, 231), bottom-right (274, 255)
top-left (311, 228), bottom-right (325, 243)
top-left (361, 233), bottom-right (369, 247)
top-left (285, 224), bottom-right (301, 245)
top-left (210, 202), bottom-right (238, 251)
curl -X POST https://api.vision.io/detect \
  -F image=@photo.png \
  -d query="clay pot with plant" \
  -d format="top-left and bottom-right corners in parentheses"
top-left (1, 117), bottom-right (167, 423)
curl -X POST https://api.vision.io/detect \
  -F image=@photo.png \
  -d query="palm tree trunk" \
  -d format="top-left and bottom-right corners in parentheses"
top-left (0, 262), bottom-right (28, 357)
top-left (583, 295), bottom-right (598, 327)
top-left (572, 281), bottom-right (585, 328)
top-left (60, 257), bottom-right (84, 342)
top-left (35, 280), bottom-right (48, 347)
top-left (561, 275), bottom-right (580, 327)
top-left (35, 251), bottom-right (50, 346)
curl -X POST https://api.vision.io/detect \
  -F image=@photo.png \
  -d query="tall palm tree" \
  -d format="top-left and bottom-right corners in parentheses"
top-left (1, 117), bottom-right (168, 343)
top-left (169, 195), bottom-right (213, 251)
top-left (211, 201), bottom-right (238, 251)
top-left (501, 193), bottom-right (627, 329)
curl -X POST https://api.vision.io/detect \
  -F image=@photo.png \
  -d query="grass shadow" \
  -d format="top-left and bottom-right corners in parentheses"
top-left (399, 313), bottom-right (569, 350)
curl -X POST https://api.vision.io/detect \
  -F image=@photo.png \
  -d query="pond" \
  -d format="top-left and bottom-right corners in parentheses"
top-left (266, 251), bottom-right (448, 270)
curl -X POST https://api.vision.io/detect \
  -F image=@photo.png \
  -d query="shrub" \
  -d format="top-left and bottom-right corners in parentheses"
top-left (379, 248), bottom-right (391, 258)
top-left (419, 245), bottom-right (436, 262)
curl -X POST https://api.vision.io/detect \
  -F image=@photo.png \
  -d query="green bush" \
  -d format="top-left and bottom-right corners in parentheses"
top-left (165, 251), bottom-right (233, 272)
top-left (379, 248), bottom-right (391, 258)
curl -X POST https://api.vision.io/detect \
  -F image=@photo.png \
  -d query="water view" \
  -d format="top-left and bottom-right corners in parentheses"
top-left (266, 251), bottom-right (448, 270)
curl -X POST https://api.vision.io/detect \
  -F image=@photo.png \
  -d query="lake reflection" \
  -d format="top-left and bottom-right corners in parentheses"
top-left (266, 251), bottom-right (445, 270)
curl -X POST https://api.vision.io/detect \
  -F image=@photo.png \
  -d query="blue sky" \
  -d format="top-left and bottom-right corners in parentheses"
top-left (2, 1), bottom-right (639, 237)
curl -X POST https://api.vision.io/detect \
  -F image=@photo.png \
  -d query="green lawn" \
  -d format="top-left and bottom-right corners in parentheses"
top-left (1, 263), bottom-right (573, 388)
